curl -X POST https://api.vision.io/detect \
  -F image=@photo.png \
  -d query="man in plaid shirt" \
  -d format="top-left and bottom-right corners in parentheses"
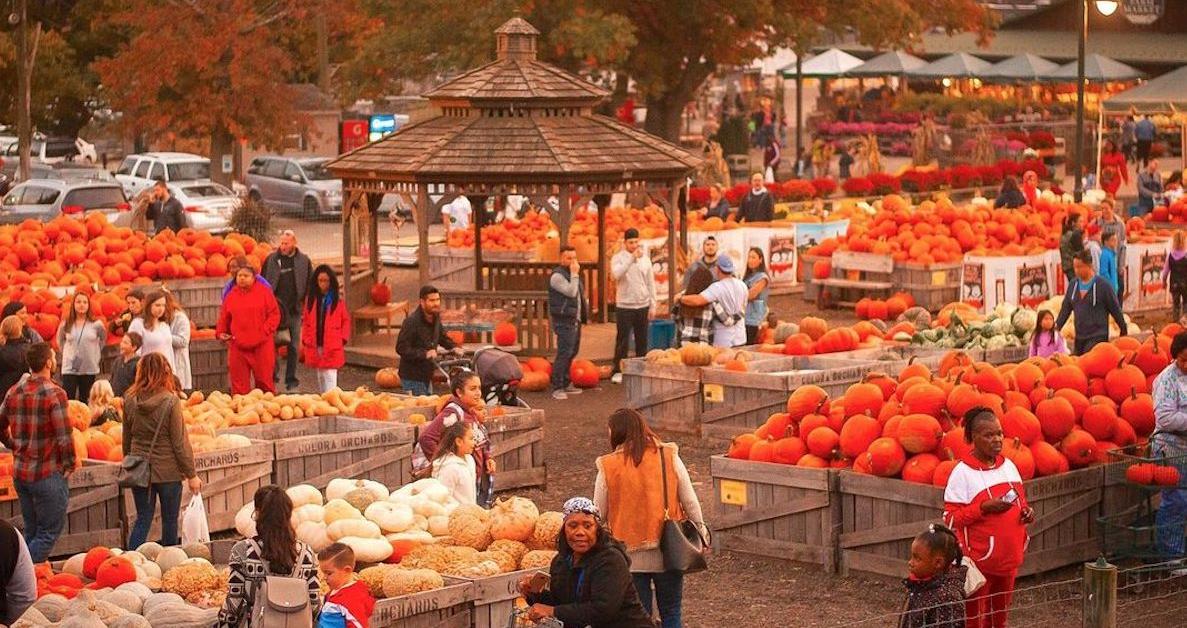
top-left (0, 344), bottom-right (73, 563)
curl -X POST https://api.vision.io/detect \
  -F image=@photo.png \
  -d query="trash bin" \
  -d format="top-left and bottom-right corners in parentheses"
top-left (647, 319), bottom-right (676, 351)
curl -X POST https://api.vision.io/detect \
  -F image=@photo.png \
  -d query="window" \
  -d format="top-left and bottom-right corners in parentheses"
top-left (283, 161), bottom-right (303, 181)
top-left (149, 162), bottom-right (166, 181)
top-left (247, 158), bottom-right (265, 175)
top-left (262, 159), bottom-right (287, 178)
top-left (63, 187), bottom-right (126, 210)
top-left (134, 160), bottom-right (152, 179)
top-left (166, 161), bottom-right (211, 181)
top-left (22, 186), bottom-right (60, 205)
top-left (2, 190), bottom-right (21, 205)
top-left (282, 133), bottom-right (308, 151)
top-left (300, 160), bottom-right (335, 180)
top-left (180, 183), bottom-right (233, 198)
top-left (45, 140), bottom-right (78, 159)
top-left (116, 157), bottom-right (137, 175)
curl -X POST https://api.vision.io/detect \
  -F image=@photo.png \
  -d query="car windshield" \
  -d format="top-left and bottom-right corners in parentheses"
top-left (180, 183), bottom-right (234, 198)
top-left (62, 187), bottom-right (125, 209)
top-left (300, 161), bottom-right (336, 180)
top-left (166, 161), bottom-right (211, 181)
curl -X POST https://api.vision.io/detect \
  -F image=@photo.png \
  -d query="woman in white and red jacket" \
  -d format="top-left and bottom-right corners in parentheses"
top-left (943, 408), bottom-right (1035, 628)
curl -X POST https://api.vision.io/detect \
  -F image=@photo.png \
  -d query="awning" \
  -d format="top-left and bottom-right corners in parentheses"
top-left (909, 53), bottom-right (992, 79)
top-left (1048, 54), bottom-right (1146, 83)
top-left (1103, 65), bottom-right (1187, 115)
top-left (847, 51), bottom-right (928, 78)
top-left (778, 48), bottom-right (864, 78)
top-left (983, 54), bottom-right (1060, 82)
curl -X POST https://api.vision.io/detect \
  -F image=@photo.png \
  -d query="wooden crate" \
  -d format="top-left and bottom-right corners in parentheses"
top-left (158, 276), bottom-right (226, 329)
top-left (622, 359), bottom-right (703, 435)
top-left (457, 569), bottom-right (535, 628)
top-left (122, 439), bottom-right (273, 538)
top-left (0, 461), bottom-right (122, 558)
top-left (700, 357), bottom-right (879, 440)
top-left (371, 578), bottom-right (475, 628)
top-left (979, 345), bottom-right (1030, 366)
top-left (189, 338), bottom-right (229, 392)
top-left (223, 416), bottom-right (416, 490)
top-left (710, 455), bottom-right (839, 572)
top-left (828, 345), bottom-right (947, 375)
top-left (837, 466), bottom-right (1105, 578)
top-left (892, 261), bottom-right (962, 287)
top-left (488, 409), bottom-right (546, 492)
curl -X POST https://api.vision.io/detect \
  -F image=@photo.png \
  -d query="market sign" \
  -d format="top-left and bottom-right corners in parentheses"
top-left (1123, 0), bottom-right (1164, 25)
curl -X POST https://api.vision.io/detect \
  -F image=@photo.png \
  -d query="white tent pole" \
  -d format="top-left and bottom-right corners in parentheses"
top-left (1095, 107), bottom-right (1104, 189)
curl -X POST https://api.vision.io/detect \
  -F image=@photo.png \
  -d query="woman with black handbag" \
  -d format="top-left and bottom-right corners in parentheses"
top-left (594, 408), bottom-right (707, 628)
top-left (122, 353), bottom-right (201, 548)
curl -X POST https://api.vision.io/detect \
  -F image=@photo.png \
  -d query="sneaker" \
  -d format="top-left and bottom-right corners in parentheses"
top-left (551, 390), bottom-right (569, 400)
top-left (563, 385), bottom-right (583, 394)
top-left (611, 373), bottom-right (623, 384)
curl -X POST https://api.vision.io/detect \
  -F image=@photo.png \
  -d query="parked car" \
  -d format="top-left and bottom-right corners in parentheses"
top-left (244, 156), bottom-right (342, 218)
top-left (0, 179), bottom-right (129, 225)
top-left (114, 152), bottom-right (211, 198)
top-left (168, 181), bottom-right (239, 234)
top-left (1, 136), bottom-right (97, 165)
top-left (27, 162), bottom-right (115, 183)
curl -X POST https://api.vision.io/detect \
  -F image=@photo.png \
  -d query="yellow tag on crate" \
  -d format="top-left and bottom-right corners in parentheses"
top-left (720, 480), bottom-right (747, 506)
top-left (931, 270), bottom-right (947, 286)
top-left (703, 383), bottom-right (724, 403)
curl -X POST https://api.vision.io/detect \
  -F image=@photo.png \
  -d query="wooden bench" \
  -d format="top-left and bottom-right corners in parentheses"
top-left (816, 251), bottom-right (894, 309)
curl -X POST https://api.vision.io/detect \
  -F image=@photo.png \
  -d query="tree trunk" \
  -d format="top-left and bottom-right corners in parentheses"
top-left (210, 126), bottom-right (235, 186)
top-left (643, 93), bottom-right (687, 143)
top-left (15, 0), bottom-right (34, 182)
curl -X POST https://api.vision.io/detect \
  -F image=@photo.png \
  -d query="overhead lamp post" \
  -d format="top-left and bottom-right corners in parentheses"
top-left (1074, 0), bottom-right (1121, 202)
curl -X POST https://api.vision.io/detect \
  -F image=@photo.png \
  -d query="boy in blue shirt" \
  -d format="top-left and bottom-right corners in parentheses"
top-left (1100, 231), bottom-right (1120, 295)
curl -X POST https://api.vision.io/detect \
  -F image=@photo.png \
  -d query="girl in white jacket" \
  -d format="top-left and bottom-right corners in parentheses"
top-left (431, 419), bottom-right (478, 506)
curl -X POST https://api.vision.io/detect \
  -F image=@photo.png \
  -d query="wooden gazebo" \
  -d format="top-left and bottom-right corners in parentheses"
top-left (327, 18), bottom-right (700, 355)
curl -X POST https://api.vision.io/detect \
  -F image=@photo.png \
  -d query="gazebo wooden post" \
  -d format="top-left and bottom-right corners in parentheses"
top-left (416, 184), bottom-right (431, 284)
top-left (366, 192), bottom-right (383, 285)
top-left (472, 190), bottom-right (485, 291)
top-left (596, 197), bottom-right (607, 323)
top-left (342, 189), bottom-right (358, 307)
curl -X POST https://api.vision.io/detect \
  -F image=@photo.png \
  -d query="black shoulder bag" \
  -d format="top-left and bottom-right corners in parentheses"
top-left (658, 447), bottom-right (709, 573)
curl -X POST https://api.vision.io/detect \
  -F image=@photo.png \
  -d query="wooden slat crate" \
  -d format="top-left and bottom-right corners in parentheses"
top-left (223, 416), bottom-right (416, 490)
top-left (979, 345), bottom-right (1030, 366)
top-left (622, 359), bottom-right (703, 435)
top-left (837, 466), bottom-right (1105, 578)
top-left (157, 276), bottom-right (227, 329)
top-left (488, 409), bottom-right (546, 492)
top-left (700, 357), bottom-right (880, 440)
top-left (371, 578), bottom-right (475, 628)
top-left (710, 455), bottom-right (839, 572)
top-left (0, 461), bottom-right (122, 558)
top-left (428, 245), bottom-right (477, 291)
top-left (828, 345), bottom-right (948, 375)
top-left (189, 338), bottom-right (229, 392)
top-left (122, 439), bottom-right (273, 538)
top-left (457, 569), bottom-right (535, 628)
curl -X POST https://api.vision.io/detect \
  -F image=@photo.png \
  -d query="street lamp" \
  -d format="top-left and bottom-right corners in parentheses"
top-left (1073, 0), bottom-right (1121, 202)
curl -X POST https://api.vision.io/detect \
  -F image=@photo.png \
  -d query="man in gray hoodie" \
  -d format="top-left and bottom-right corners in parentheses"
top-left (609, 228), bottom-right (655, 384)
top-left (1056, 250), bottom-right (1127, 355)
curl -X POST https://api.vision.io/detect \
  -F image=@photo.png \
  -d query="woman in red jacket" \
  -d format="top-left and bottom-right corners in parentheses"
top-left (943, 408), bottom-right (1035, 628)
top-left (301, 265), bottom-right (351, 393)
top-left (1100, 139), bottom-right (1129, 199)
top-left (217, 265), bottom-right (281, 394)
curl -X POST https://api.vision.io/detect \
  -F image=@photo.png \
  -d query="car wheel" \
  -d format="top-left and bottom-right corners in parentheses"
top-left (303, 197), bottom-right (319, 220)
top-left (248, 191), bottom-right (262, 205)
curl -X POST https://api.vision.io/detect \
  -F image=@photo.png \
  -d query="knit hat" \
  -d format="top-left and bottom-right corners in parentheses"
top-left (623, 228), bottom-right (640, 240)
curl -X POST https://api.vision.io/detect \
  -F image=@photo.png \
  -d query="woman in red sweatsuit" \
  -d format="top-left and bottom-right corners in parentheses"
top-left (217, 266), bottom-right (281, 394)
top-left (943, 408), bottom-right (1036, 628)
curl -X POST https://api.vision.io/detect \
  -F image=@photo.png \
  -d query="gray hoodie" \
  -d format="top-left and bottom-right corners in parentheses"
top-left (1055, 275), bottom-right (1127, 342)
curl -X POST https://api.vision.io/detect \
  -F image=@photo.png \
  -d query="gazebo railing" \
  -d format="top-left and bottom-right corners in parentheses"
top-left (483, 261), bottom-right (602, 319)
top-left (441, 290), bottom-right (555, 356)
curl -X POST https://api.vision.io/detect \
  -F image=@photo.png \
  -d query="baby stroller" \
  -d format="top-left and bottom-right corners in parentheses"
top-left (435, 347), bottom-right (529, 409)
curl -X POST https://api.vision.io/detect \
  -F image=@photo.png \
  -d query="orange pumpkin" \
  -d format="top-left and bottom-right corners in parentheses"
top-left (798, 316), bottom-right (828, 341)
top-left (843, 383), bottom-right (884, 418)
top-left (1119, 391), bottom-right (1155, 437)
top-left (839, 415), bottom-right (881, 459)
top-left (1060, 429), bottom-right (1098, 469)
top-left (771, 437), bottom-right (808, 465)
top-left (902, 453), bottom-right (941, 484)
top-left (95, 556), bottom-right (137, 588)
top-left (786, 386), bottom-right (830, 422)
top-left (728, 434), bottom-right (758, 460)
top-left (900, 382), bottom-right (945, 418)
top-left (896, 414), bottom-right (944, 454)
top-left (1031, 440), bottom-right (1068, 477)
top-left (493, 322), bottom-right (518, 347)
top-left (1000, 407), bottom-right (1041, 446)
top-left (864, 437), bottom-right (907, 477)
top-left (1036, 395), bottom-right (1076, 442)
top-left (569, 359), bottom-right (600, 389)
top-left (804, 426), bottom-right (840, 459)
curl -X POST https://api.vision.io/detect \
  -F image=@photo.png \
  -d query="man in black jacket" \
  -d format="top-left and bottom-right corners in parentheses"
top-left (1056, 250), bottom-right (1127, 355)
top-left (146, 180), bottom-right (186, 234)
top-left (396, 285), bottom-right (461, 396)
top-left (263, 230), bottom-right (313, 391)
top-left (737, 172), bottom-right (774, 222)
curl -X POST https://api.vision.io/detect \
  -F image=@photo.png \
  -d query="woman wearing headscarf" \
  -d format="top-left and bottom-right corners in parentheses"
top-left (519, 498), bottom-right (655, 627)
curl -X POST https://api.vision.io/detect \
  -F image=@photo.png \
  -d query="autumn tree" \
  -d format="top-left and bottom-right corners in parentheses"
top-left (346, 0), bottom-right (993, 141)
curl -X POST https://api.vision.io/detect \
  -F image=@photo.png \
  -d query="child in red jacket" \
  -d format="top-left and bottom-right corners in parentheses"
top-left (943, 409), bottom-right (1035, 628)
top-left (318, 543), bottom-right (375, 628)
top-left (217, 266), bottom-right (280, 394)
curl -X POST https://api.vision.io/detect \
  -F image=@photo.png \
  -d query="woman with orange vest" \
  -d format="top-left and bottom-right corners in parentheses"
top-left (594, 408), bottom-right (706, 628)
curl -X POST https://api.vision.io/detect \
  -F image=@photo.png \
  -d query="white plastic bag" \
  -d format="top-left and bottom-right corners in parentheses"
top-left (181, 494), bottom-right (210, 545)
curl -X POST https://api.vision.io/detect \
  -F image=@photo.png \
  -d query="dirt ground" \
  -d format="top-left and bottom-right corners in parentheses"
top-left (311, 287), bottom-right (1183, 627)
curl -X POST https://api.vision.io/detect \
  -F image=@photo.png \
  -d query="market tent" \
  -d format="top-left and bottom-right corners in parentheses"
top-left (847, 51), bottom-right (927, 77)
top-left (1103, 65), bottom-right (1187, 114)
top-left (751, 47), bottom-right (798, 76)
top-left (779, 48), bottom-right (864, 78)
top-left (1048, 54), bottom-right (1145, 83)
top-left (983, 54), bottom-right (1059, 82)
top-left (909, 53), bottom-right (992, 79)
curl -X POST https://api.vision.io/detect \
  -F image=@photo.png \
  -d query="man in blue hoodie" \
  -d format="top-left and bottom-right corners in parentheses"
top-left (1056, 250), bottom-right (1127, 355)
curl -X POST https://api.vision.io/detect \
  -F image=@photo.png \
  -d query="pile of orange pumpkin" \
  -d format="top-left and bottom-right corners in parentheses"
top-left (726, 331), bottom-right (1175, 485)
top-left (756, 315), bottom-right (913, 357)
top-left (1124, 463), bottom-right (1181, 486)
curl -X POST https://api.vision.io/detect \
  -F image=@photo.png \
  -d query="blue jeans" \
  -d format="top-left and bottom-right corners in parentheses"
top-left (274, 309), bottom-right (301, 387)
top-left (632, 571), bottom-right (684, 628)
top-left (15, 473), bottom-right (69, 562)
top-left (551, 319), bottom-right (581, 391)
top-left (403, 379), bottom-right (431, 396)
top-left (129, 481), bottom-right (184, 548)
top-left (1157, 486), bottom-right (1187, 559)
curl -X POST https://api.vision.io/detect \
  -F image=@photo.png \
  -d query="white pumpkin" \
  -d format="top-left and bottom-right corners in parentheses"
top-left (62, 553), bottom-right (87, 578)
top-left (339, 536), bottom-right (393, 563)
top-left (411, 498), bottom-right (447, 519)
top-left (327, 518), bottom-right (382, 542)
top-left (364, 501), bottom-right (415, 534)
top-left (234, 503), bottom-right (257, 537)
top-left (326, 478), bottom-right (388, 503)
top-left (291, 504), bottom-right (325, 527)
top-left (154, 547), bottom-right (189, 575)
top-left (386, 529), bottom-right (434, 544)
top-left (418, 483), bottom-right (451, 504)
top-left (427, 515), bottom-right (450, 537)
top-left (286, 484), bottom-right (323, 508)
top-left (138, 560), bottom-right (162, 581)
top-left (323, 499), bottom-right (363, 525)
top-left (296, 521), bottom-right (333, 552)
